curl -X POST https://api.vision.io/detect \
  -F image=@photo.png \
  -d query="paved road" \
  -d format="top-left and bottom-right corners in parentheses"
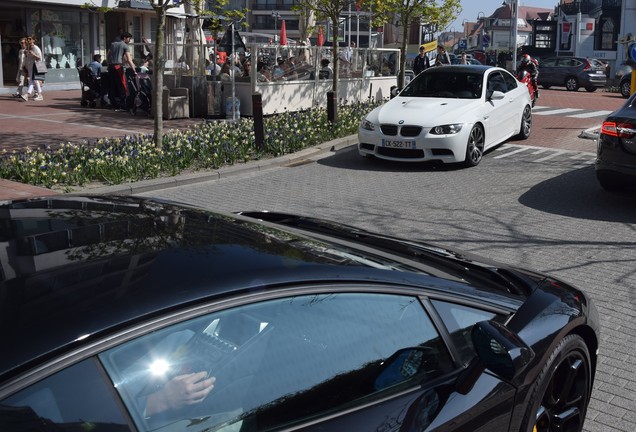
top-left (140, 142), bottom-right (636, 432)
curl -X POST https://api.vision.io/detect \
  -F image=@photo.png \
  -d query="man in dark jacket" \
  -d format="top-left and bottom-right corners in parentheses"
top-left (413, 46), bottom-right (430, 75)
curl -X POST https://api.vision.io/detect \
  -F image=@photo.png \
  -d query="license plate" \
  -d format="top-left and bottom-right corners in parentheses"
top-left (382, 139), bottom-right (416, 149)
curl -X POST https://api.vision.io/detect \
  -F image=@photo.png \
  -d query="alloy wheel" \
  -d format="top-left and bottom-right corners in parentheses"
top-left (533, 348), bottom-right (590, 432)
top-left (464, 125), bottom-right (484, 167)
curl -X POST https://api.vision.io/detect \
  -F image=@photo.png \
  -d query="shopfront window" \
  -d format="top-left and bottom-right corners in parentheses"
top-left (30, 9), bottom-right (89, 83)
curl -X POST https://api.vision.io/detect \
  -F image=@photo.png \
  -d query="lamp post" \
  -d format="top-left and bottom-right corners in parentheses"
top-left (477, 12), bottom-right (485, 50)
top-left (271, 10), bottom-right (281, 35)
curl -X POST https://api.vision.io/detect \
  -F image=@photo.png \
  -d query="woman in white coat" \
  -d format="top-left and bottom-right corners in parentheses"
top-left (22, 35), bottom-right (44, 101)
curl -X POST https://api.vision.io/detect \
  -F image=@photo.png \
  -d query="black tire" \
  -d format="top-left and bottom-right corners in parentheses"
top-left (620, 78), bottom-right (631, 98)
top-left (520, 334), bottom-right (591, 432)
top-left (80, 99), bottom-right (88, 107)
top-left (90, 101), bottom-right (97, 108)
top-left (565, 76), bottom-right (579, 91)
top-left (463, 125), bottom-right (484, 167)
top-left (516, 105), bottom-right (532, 140)
top-left (585, 87), bottom-right (597, 92)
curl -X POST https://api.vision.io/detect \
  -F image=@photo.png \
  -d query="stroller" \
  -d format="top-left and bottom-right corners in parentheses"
top-left (78, 66), bottom-right (106, 108)
top-left (126, 68), bottom-right (152, 116)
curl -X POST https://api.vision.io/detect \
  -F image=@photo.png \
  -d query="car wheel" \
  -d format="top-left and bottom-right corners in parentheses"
top-left (565, 77), bottom-right (579, 91)
top-left (596, 171), bottom-right (624, 191)
top-left (463, 125), bottom-right (484, 167)
top-left (585, 87), bottom-right (597, 92)
top-left (620, 79), bottom-right (631, 98)
top-left (520, 334), bottom-right (591, 432)
top-left (516, 105), bottom-right (532, 140)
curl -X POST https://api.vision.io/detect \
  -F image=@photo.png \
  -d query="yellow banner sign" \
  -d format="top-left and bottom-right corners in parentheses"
top-left (421, 41), bottom-right (438, 52)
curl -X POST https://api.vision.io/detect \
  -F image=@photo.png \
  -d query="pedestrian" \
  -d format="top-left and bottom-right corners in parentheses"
top-left (413, 46), bottom-right (430, 75)
top-left (88, 54), bottom-right (103, 77)
top-left (22, 35), bottom-right (44, 101)
top-left (319, 58), bottom-right (333, 79)
top-left (434, 45), bottom-right (450, 67)
top-left (108, 32), bottom-right (137, 111)
top-left (107, 31), bottom-right (137, 111)
top-left (14, 37), bottom-right (28, 99)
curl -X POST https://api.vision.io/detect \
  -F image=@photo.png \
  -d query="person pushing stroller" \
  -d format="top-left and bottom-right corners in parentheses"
top-left (107, 31), bottom-right (137, 112)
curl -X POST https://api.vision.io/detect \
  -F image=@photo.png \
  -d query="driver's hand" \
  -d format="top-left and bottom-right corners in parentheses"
top-left (146, 371), bottom-right (215, 416)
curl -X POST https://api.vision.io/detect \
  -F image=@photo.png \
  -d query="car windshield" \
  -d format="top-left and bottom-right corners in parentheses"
top-left (400, 71), bottom-right (483, 99)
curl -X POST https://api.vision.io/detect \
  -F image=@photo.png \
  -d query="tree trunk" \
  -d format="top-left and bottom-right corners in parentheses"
top-left (153, 6), bottom-right (166, 148)
top-left (398, 20), bottom-right (409, 89)
top-left (330, 15), bottom-right (339, 122)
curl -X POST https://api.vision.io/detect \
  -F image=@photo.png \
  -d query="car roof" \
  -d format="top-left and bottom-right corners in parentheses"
top-left (0, 196), bottom-right (530, 382)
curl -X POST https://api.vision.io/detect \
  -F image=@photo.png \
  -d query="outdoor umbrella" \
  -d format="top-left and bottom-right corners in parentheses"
top-left (279, 20), bottom-right (287, 46)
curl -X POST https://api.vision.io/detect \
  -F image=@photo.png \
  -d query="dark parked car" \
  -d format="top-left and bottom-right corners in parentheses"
top-left (596, 91), bottom-right (636, 190)
top-left (0, 196), bottom-right (599, 432)
top-left (619, 72), bottom-right (633, 98)
top-left (538, 56), bottom-right (607, 91)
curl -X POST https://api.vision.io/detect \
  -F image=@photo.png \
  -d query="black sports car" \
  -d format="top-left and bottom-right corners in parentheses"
top-left (0, 196), bottom-right (599, 432)
top-left (596, 91), bottom-right (636, 190)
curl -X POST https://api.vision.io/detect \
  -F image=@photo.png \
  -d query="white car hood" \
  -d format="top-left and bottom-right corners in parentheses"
top-left (374, 96), bottom-right (482, 127)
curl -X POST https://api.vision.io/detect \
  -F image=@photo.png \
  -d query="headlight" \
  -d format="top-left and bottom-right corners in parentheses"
top-left (429, 124), bottom-right (463, 135)
top-left (360, 119), bottom-right (376, 131)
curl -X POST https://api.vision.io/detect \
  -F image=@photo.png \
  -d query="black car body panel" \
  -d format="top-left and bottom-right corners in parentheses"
top-left (595, 92), bottom-right (636, 188)
top-left (0, 196), bottom-right (599, 432)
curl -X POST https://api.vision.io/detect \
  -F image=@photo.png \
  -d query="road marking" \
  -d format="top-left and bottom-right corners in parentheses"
top-left (568, 110), bottom-right (613, 118)
top-left (493, 147), bottom-right (530, 159)
top-left (534, 151), bottom-right (567, 162)
top-left (533, 108), bottom-right (584, 116)
top-left (532, 148), bottom-right (549, 155)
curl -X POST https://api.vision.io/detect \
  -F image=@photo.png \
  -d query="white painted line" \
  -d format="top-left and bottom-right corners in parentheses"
top-left (494, 147), bottom-right (530, 159)
top-left (534, 151), bottom-right (566, 162)
top-left (568, 110), bottom-right (613, 118)
top-left (532, 148), bottom-right (549, 155)
top-left (533, 108), bottom-right (584, 116)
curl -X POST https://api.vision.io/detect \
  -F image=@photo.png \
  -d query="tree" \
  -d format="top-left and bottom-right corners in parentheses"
top-left (293, 0), bottom-right (352, 123)
top-left (372, 0), bottom-right (461, 88)
top-left (149, 0), bottom-right (245, 148)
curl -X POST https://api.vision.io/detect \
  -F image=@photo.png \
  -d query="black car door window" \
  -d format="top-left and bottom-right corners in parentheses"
top-left (0, 358), bottom-right (130, 431)
top-left (99, 292), bottom-right (455, 432)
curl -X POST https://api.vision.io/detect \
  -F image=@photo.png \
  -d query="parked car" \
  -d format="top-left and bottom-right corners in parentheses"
top-left (595, 91), bottom-right (636, 190)
top-left (537, 56), bottom-right (607, 91)
top-left (619, 70), bottom-right (633, 98)
top-left (358, 65), bottom-right (532, 167)
top-left (0, 196), bottom-right (599, 432)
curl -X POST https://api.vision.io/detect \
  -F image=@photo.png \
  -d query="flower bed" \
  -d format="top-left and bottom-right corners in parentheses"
top-left (0, 101), bottom-right (380, 189)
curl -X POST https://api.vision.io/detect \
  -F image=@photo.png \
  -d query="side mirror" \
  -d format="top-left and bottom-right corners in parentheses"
top-left (457, 320), bottom-right (534, 395)
top-left (489, 90), bottom-right (505, 101)
top-left (390, 86), bottom-right (401, 98)
top-left (471, 320), bottom-right (534, 381)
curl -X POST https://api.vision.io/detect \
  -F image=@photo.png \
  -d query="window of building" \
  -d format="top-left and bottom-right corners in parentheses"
top-left (597, 17), bottom-right (616, 51)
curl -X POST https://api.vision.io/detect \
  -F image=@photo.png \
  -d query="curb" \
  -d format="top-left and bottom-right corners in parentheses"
top-left (72, 135), bottom-right (359, 196)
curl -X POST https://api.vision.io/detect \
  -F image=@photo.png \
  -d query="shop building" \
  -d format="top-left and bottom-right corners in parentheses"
top-left (0, 0), bottom-right (187, 92)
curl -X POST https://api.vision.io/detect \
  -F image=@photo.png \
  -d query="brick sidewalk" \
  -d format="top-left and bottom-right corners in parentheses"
top-left (0, 89), bottom-right (206, 200)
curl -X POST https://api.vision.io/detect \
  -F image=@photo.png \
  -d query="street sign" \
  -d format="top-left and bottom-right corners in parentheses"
top-left (482, 34), bottom-right (490, 45)
top-left (483, 43), bottom-right (489, 48)
top-left (459, 39), bottom-right (467, 49)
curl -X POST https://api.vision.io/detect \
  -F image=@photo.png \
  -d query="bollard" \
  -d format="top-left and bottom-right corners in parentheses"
top-left (632, 69), bottom-right (636, 96)
top-left (327, 91), bottom-right (337, 123)
top-left (253, 93), bottom-right (264, 149)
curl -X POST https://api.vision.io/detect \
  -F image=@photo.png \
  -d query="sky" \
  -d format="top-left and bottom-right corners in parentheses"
top-left (448, 0), bottom-right (559, 32)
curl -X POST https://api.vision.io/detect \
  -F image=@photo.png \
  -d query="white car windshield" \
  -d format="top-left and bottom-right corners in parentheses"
top-left (400, 72), bottom-right (483, 99)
